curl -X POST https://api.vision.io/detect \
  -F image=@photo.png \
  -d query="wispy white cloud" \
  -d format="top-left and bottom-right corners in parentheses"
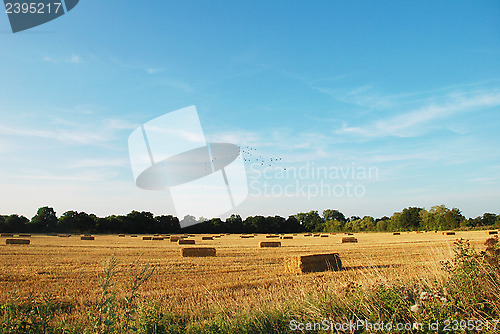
top-left (0, 124), bottom-right (110, 145)
top-left (337, 90), bottom-right (500, 138)
top-left (43, 53), bottom-right (83, 64)
top-left (145, 67), bottom-right (163, 74)
top-left (69, 54), bottom-right (81, 64)
top-left (65, 158), bottom-right (129, 169)
top-left (313, 84), bottom-right (410, 110)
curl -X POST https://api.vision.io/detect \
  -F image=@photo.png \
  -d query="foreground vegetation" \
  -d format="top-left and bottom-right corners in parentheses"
top-left (1, 235), bottom-right (499, 333)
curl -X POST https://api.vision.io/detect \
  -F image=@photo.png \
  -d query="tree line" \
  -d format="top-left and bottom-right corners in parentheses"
top-left (0, 205), bottom-right (498, 234)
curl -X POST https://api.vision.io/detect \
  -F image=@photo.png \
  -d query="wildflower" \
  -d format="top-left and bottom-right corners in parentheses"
top-left (410, 304), bottom-right (422, 314)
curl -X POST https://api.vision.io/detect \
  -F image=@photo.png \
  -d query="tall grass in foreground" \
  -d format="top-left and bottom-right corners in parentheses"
top-left (1, 238), bottom-right (499, 333)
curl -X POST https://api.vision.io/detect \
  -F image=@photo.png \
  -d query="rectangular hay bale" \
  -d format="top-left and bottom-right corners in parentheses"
top-left (202, 236), bottom-right (213, 240)
top-left (170, 236), bottom-right (181, 242)
top-left (58, 234), bottom-right (71, 237)
top-left (488, 231), bottom-right (498, 235)
top-left (341, 237), bottom-right (358, 243)
top-left (285, 253), bottom-right (342, 273)
top-left (260, 241), bottom-right (281, 248)
top-left (18, 234), bottom-right (31, 237)
top-left (118, 234), bottom-right (125, 237)
top-left (181, 247), bottom-right (216, 257)
top-left (393, 232), bottom-right (400, 235)
top-left (152, 237), bottom-right (164, 240)
top-left (445, 232), bottom-right (456, 235)
top-left (178, 239), bottom-right (195, 245)
top-left (6, 238), bottom-right (30, 245)
top-left (1, 233), bottom-right (14, 237)
top-left (143, 236), bottom-right (152, 240)
top-left (266, 235), bottom-right (280, 238)
top-left (81, 236), bottom-right (95, 240)
top-left (281, 236), bottom-right (293, 239)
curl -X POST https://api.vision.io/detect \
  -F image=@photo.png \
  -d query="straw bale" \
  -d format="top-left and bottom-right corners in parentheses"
top-left (178, 239), bottom-right (195, 245)
top-left (341, 237), bottom-right (357, 243)
top-left (285, 253), bottom-right (342, 273)
top-left (181, 247), bottom-right (216, 257)
top-left (260, 241), bottom-right (281, 248)
top-left (6, 238), bottom-right (30, 245)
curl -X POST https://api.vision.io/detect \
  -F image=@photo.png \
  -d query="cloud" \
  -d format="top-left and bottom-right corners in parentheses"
top-left (43, 54), bottom-right (83, 64)
top-left (65, 158), bottom-right (129, 169)
top-left (145, 67), bottom-right (162, 74)
top-left (69, 54), bottom-right (81, 64)
top-left (337, 90), bottom-right (500, 138)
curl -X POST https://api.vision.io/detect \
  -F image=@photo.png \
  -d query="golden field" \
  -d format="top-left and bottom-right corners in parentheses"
top-left (0, 231), bottom-right (496, 317)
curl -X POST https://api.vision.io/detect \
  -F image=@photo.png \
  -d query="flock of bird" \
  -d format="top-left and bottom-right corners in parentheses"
top-left (240, 146), bottom-right (285, 170)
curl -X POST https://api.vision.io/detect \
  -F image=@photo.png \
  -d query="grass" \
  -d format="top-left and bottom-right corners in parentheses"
top-left (0, 232), bottom-right (499, 333)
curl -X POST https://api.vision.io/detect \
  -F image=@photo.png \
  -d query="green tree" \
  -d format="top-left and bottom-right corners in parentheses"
top-left (296, 211), bottom-right (324, 232)
top-left (31, 206), bottom-right (58, 232)
top-left (421, 205), bottom-right (464, 231)
top-left (323, 209), bottom-right (346, 223)
top-left (2, 214), bottom-right (29, 233)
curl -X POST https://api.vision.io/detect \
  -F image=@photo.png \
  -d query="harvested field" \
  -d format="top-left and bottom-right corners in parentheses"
top-left (0, 231), bottom-right (492, 320)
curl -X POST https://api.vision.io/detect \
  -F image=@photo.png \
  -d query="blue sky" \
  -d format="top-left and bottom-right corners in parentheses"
top-left (0, 1), bottom-right (499, 220)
